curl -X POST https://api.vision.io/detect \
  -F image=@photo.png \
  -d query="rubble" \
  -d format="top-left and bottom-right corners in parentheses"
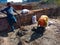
top-left (0, 19), bottom-right (60, 45)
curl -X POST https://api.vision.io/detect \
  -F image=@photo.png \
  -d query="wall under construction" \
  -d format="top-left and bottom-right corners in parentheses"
top-left (0, 7), bottom-right (60, 31)
top-left (12, 5), bottom-right (32, 10)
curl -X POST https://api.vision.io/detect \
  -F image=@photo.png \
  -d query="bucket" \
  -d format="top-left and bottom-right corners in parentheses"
top-left (32, 15), bottom-right (37, 24)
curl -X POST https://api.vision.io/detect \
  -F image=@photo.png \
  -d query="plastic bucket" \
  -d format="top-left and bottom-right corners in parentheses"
top-left (32, 15), bottom-right (37, 24)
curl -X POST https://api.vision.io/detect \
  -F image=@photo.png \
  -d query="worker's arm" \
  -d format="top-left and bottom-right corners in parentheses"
top-left (0, 10), bottom-right (7, 14)
top-left (0, 8), bottom-right (7, 15)
top-left (38, 20), bottom-right (40, 26)
top-left (13, 8), bottom-right (20, 15)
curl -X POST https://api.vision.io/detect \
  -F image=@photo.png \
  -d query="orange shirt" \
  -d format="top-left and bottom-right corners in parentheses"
top-left (38, 15), bottom-right (48, 27)
top-left (38, 18), bottom-right (46, 27)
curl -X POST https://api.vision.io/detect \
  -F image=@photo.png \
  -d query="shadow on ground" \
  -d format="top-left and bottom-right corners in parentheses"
top-left (0, 30), bottom-right (9, 37)
top-left (29, 27), bottom-right (45, 42)
top-left (0, 24), bottom-right (20, 37)
top-left (0, 28), bottom-right (17, 37)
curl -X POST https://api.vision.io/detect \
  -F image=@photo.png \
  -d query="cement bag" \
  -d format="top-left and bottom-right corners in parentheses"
top-left (32, 15), bottom-right (37, 24)
top-left (21, 9), bottom-right (30, 14)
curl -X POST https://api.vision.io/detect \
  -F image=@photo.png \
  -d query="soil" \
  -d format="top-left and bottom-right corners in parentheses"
top-left (0, 18), bottom-right (60, 45)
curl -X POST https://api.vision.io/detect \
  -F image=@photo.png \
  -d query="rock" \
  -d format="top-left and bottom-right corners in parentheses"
top-left (0, 37), bottom-right (4, 45)
top-left (17, 30), bottom-right (28, 37)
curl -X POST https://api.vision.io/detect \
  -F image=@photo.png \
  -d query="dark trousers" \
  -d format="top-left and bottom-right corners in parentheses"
top-left (7, 16), bottom-right (17, 31)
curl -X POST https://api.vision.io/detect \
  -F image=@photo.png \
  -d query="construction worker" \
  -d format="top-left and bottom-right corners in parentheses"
top-left (38, 15), bottom-right (48, 28)
top-left (0, 2), bottom-right (20, 32)
top-left (35, 15), bottom-right (48, 33)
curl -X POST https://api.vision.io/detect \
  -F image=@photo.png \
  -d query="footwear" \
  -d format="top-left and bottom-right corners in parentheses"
top-left (9, 29), bottom-right (14, 32)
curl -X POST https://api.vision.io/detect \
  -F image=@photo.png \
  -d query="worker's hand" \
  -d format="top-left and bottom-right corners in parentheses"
top-left (17, 13), bottom-right (22, 17)
top-left (17, 13), bottom-right (20, 15)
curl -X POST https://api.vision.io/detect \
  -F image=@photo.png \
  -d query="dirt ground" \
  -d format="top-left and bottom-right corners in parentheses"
top-left (0, 18), bottom-right (60, 45)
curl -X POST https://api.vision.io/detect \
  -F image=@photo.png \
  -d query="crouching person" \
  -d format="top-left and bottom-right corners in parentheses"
top-left (37, 15), bottom-right (48, 33)
top-left (38, 15), bottom-right (48, 27)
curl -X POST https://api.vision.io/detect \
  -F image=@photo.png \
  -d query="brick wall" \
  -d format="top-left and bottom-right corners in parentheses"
top-left (12, 5), bottom-right (32, 10)
top-left (0, 7), bottom-right (60, 31)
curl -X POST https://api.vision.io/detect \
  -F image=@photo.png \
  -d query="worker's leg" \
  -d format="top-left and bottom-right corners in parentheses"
top-left (8, 20), bottom-right (15, 31)
top-left (7, 17), bottom-right (16, 32)
top-left (36, 26), bottom-right (45, 33)
top-left (10, 25), bottom-right (15, 31)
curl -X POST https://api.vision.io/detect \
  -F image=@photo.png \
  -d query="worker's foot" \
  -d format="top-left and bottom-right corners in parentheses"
top-left (13, 30), bottom-right (16, 32)
top-left (9, 30), bottom-right (14, 32)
